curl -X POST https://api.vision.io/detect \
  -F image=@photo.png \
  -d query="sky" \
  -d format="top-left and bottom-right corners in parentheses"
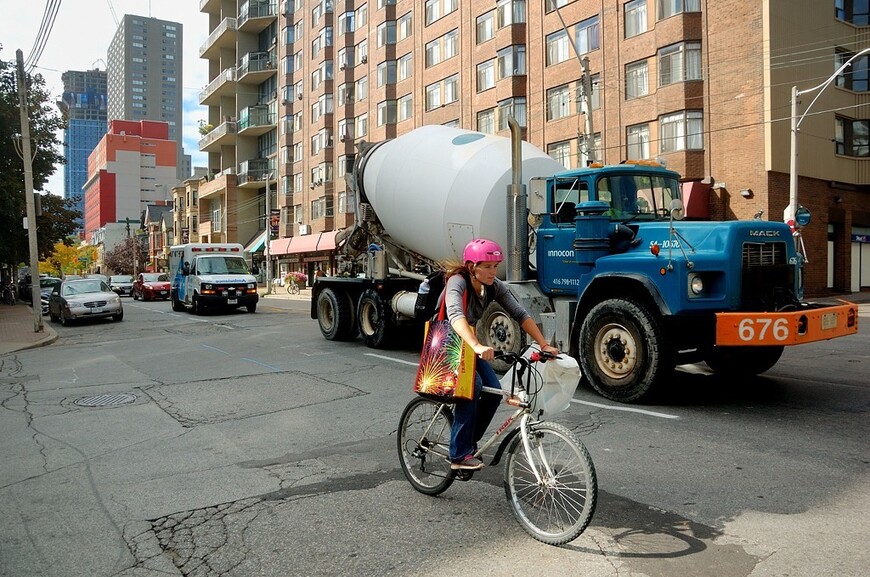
top-left (0, 0), bottom-right (210, 197)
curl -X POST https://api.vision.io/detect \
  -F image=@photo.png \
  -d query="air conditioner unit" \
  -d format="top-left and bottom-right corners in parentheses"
top-left (339, 64), bottom-right (346, 70)
top-left (282, 99), bottom-right (290, 105)
top-left (340, 135), bottom-right (346, 142)
top-left (297, 93), bottom-right (303, 100)
top-left (299, 224), bottom-right (311, 235)
top-left (360, 56), bottom-right (367, 63)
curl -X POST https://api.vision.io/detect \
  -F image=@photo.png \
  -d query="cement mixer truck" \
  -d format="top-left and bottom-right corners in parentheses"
top-left (311, 124), bottom-right (858, 402)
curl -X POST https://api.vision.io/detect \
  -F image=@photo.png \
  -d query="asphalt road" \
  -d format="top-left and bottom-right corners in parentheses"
top-left (0, 296), bottom-right (867, 577)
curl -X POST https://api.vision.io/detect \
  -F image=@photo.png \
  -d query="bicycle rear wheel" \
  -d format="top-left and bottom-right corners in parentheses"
top-left (503, 422), bottom-right (597, 545)
top-left (397, 397), bottom-right (456, 496)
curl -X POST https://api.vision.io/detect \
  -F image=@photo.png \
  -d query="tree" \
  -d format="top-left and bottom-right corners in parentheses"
top-left (103, 237), bottom-right (148, 275)
top-left (0, 46), bottom-right (65, 270)
top-left (36, 194), bottom-right (80, 258)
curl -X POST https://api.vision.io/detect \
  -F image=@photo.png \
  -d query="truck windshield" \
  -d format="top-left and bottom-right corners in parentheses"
top-left (198, 257), bottom-right (250, 275)
top-left (597, 174), bottom-right (681, 220)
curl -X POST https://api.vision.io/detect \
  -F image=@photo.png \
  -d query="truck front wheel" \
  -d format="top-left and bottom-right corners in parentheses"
top-left (704, 345), bottom-right (784, 376)
top-left (478, 302), bottom-right (523, 372)
top-left (357, 289), bottom-right (392, 348)
top-left (317, 288), bottom-right (355, 341)
top-left (579, 298), bottom-right (669, 403)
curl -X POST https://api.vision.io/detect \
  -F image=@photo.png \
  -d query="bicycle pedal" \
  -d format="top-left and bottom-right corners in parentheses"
top-left (456, 470), bottom-right (475, 481)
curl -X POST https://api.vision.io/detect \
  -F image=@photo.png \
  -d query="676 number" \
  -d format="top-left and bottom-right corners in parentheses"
top-left (739, 318), bottom-right (789, 342)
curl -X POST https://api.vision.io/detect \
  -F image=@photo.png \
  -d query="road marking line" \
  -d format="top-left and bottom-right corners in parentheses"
top-left (365, 353), bottom-right (419, 367)
top-left (369, 353), bottom-right (680, 419)
top-left (201, 344), bottom-right (230, 354)
top-left (570, 399), bottom-right (680, 419)
top-left (240, 358), bottom-right (282, 372)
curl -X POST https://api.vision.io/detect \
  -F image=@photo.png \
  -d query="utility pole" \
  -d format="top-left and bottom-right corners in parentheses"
top-left (580, 56), bottom-right (596, 164)
top-left (264, 171), bottom-right (273, 294)
top-left (15, 49), bottom-right (43, 333)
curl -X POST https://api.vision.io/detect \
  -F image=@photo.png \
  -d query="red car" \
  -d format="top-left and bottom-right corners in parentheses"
top-left (132, 273), bottom-right (171, 301)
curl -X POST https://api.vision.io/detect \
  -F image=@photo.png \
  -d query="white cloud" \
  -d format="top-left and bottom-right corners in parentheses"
top-left (0, 0), bottom-right (210, 196)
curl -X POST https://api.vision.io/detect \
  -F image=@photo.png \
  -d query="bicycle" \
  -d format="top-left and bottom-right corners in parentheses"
top-left (397, 349), bottom-right (597, 545)
top-left (2, 283), bottom-right (16, 305)
top-left (286, 283), bottom-right (300, 295)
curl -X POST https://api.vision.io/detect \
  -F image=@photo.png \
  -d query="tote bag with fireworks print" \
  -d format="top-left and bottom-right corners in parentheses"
top-left (413, 290), bottom-right (476, 402)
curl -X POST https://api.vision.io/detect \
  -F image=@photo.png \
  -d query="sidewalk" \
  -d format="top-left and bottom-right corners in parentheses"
top-left (259, 286), bottom-right (313, 301)
top-left (0, 302), bottom-right (57, 356)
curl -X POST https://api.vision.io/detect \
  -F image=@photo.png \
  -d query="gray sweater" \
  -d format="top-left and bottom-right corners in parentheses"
top-left (442, 274), bottom-right (531, 327)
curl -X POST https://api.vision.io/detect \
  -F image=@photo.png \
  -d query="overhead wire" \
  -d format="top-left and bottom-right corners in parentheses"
top-left (24, 0), bottom-right (63, 73)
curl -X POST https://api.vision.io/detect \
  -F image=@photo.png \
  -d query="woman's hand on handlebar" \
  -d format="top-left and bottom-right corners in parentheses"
top-left (541, 344), bottom-right (560, 356)
top-left (472, 343), bottom-right (495, 361)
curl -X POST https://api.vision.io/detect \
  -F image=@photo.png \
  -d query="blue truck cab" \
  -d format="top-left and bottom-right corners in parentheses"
top-left (529, 162), bottom-right (858, 402)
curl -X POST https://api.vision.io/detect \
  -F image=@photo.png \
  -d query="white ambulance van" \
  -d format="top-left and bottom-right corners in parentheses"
top-left (169, 243), bottom-right (259, 314)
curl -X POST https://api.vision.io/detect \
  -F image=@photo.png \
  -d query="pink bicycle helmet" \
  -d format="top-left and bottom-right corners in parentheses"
top-left (463, 238), bottom-right (504, 264)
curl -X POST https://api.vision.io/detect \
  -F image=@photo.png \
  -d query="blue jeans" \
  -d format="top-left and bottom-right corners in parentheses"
top-left (449, 359), bottom-right (502, 462)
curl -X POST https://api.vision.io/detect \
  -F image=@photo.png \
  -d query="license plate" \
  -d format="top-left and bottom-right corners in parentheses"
top-left (222, 291), bottom-right (228, 296)
top-left (821, 312), bottom-right (838, 330)
top-left (160, 291), bottom-right (167, 295)
top-left (88, 307), bottom-right (104, 314)
top-left (228, 298), bottom-right (237, 304)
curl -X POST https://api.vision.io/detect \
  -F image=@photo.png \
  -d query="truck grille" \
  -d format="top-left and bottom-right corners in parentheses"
top-left (741, 241), bottom-right (794, 310)
top-left (742, 242), bottom-right (786, 267)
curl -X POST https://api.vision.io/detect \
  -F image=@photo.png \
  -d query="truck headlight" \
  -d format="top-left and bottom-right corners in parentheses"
top-left (204, 284), bottom-right (213, 290)
top-left (689, 274), bottom-right (704, 295)
top-left (247, 283), bottom-right (254, 289)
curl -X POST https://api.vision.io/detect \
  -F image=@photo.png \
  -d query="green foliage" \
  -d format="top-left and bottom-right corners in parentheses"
top-left (0, 46), bottom-right (66, 269)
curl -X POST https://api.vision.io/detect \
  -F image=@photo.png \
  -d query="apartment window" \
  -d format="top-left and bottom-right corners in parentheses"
top-left (547, 85), bottom-right (571, 121)
top-left (357, 40), bottom-right (368, 64)
top-left (398, 12), bottom-right (412, 40)
top-left (836, 50), bottom-right (869, 92)
top-left (627, 124), bottom-right (651, 159)
top-left (575, 15), bottom-right (600, 54)
top-left (398, 53), bottom-right (413, 80)
top-left (835, 0), bottom-right (870, 25)
top-left (338, 83), bottom-right (351, 105)
top-left (377, 21), bottom-right (396, 47)
top-left (497, 45), bottom-right (526, 78)
top-left (660, 110), bottom-right (703, 152)
top-left (338, 119), bottom-right (354, 140)
top-left (357, 3), bottom-right (368, 26)
top-left (356, 113), bottom-right (368, 137)
top-left (295, 173), bottom-right (303, 193)
top-left (338, 191), bottom-right (347, 213)
top-left (212, 206), bottom-right (222, 232)
top-left (548, 141), bottom-right (571, 169)
top-left (625, 59), bottom-right (649, 99)
top-left (477, 11), bottom-right (495, 44)
top-left (426, 82), bottom-right (442, 110)
top-left (377, 100), bottom-right (397, 126)
top-left (544, 0), bottom-right (569, 11)
top-left (546, 30), bottom-right (570, 65)
top-left (425, 0), bottom-right (457, 25)
top-left (338, 12), bottom-right (355, 34)
top-left (378, 0), bottom-right (397, 7)
top-left (356, 76), bottom-right (368, 100)
top-left (658, 0), bottom-right (700, 19)
top-left (294, 142), bottom-right (304, 162)
top-left (444, 74), bottom-right (458, 104)
top-left (426, 38), bottom-right (442, 67)
top-left (496, 0), bottom-right (526, 28)
top-left (625, 0), bottom-right (647, 38)
top-left (477, 108), bottom-right (495, 134)
top-left (659, 42), bottom-right (702, 85)
top-left (295, 204), bottom-right (303, 224)
top-left (835, 117), bottom-right (870, 157)
top-left (477, 60), bottom-right (496, 91)
top-left (497, 97), bottom-right (527, 130)
top-left (377, 61), bottom-right (397, 86)
top-left (398, 94), bottom-right (413, 121)
top-left (338, 47), bottom-right (354, 69)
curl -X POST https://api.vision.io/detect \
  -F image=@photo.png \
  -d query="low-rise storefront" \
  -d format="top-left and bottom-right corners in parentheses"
top-left (270, 230), bottom-right (339, 287)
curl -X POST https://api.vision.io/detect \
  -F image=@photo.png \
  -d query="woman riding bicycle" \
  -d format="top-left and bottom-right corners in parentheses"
top-left (439, 238), bottom-right (559, 471)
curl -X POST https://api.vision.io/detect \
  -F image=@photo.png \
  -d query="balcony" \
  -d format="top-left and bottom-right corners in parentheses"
top-left (238, 158), bottom-right (273, 188)
top-left (200, 17), bottom-right (238, 59)
top-left (199, 169), bottom-right (237, 201)
top-left (199, 119), bottom-right (238, 153)
top-left (199, 67), bottom-right (237, 106)
top-left (238, 106), bottom-right (276, 137)
top-left (200, 0), bottom-right (220, 13)
top-left (239, 1), bottom-right (278, 33)
top-left (237, 51), bottom-right (277, 84)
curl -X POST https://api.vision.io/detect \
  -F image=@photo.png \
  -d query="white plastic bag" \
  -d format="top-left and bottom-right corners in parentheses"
top-left (499, 345), bottom-right (581, 415)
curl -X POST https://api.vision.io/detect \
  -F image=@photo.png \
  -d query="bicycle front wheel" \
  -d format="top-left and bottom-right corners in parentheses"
top-left (504, 422), bottom-right (597, 545)
top-left (397, 397), bottom-right (456, 496)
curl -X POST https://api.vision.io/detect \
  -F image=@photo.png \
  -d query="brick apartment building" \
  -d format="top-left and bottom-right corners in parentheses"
top-left (197, 0), bottom-right (869, 295)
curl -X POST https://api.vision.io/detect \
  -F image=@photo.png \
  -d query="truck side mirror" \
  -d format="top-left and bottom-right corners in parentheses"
top-left (669, 199), bottom-right (685, 221)
top-left (182, 262), bottom-right (190, 276)
top-left (528, 178), bottom-right (547, 216)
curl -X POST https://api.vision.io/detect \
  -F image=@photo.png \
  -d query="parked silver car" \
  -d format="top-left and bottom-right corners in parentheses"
top-left (109, 274), bottom-right (135, 296)
top-left (48, 279), bottom-right (124, 325)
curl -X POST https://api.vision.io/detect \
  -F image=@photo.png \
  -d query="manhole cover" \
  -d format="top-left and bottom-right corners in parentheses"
top-left (74, 392), bottom-right (137, 407)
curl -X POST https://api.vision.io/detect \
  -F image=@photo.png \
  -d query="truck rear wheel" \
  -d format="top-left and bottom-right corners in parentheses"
top-left (317, 288), bottom-right (355, 341)
top-left (579, 298), bottom-right (669, 403)
top-left (357, 289), bottom-right (393, 348)
top-left (478, 302), bottom-right (523, 372)
top-left (704, 345), bottom-right (783, 376)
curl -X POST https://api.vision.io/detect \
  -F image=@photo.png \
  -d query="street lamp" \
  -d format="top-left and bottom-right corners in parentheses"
top-left (787, 46), bottom-right (870, 235)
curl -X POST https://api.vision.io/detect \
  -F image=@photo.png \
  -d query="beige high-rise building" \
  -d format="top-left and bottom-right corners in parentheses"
top-left (198, 0), bottom-right (869, 296)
